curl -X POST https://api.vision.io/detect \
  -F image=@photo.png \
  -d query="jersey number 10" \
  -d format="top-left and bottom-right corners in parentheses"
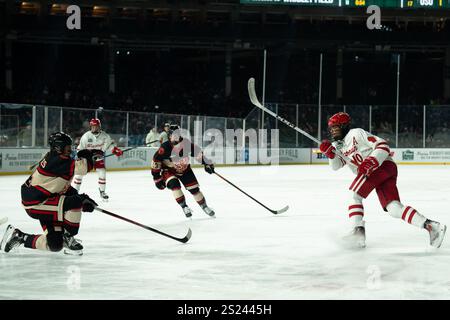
top-left (350, 153), bottom-right (364, 166)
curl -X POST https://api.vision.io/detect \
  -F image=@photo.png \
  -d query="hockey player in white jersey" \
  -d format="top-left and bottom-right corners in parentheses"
top-left (72, 118), bottom-right (123, 200)
top-left (319, 112), bottom-right (446, 248)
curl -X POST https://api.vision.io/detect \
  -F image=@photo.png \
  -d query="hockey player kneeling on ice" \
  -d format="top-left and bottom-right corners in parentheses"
top-left (319, 112), bottom-right (447, 249)
top-left (151, 125), bottom-right (215, 218)
top-left (0, 132), bottom-right (98, 255)
top-left (72, 118), bottom-right (123, 201)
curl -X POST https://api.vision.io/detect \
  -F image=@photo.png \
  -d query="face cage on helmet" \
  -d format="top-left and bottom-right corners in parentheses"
top-left (328, 124), bottom-right (350, 142)
top-left (90, 124), bottom-right (101, 133)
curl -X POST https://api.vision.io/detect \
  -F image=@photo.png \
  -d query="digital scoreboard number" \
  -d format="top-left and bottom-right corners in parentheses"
top-left (240, 0), bottom-right (450, 8)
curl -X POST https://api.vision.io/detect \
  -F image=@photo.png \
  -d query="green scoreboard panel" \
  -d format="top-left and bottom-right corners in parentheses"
top-left (241, 0), bottom-right (450, 9)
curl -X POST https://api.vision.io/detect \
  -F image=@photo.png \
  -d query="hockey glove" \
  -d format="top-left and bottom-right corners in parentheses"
top-left (79, 193), bottom-right (98, 212)
top-left (91, 149), bottom-right (104, 161)
top-left (204, 163), bottom-right (215, 174)
top-left (319, 140), bottom-right (335, 159)
top-left (358, 156), bottom-right (379, 176)
top-left (154, 177), bottom-right (166, 190)
top-left (112, 146), bottom-right (123, 157)
top-left (77, 149), bottom-right (104, 170)
top-left (201, 155), bottom-right (215, 174)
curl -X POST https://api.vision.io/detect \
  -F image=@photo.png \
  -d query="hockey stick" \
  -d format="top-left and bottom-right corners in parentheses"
top-left (214, 172), bottom-right (289, 215)
top-left (103, 139), bottom-right (159, 158)
top-left (95, 207), bottom-right (192, 243)
top-left (247, 77), bottom-right (351, 162)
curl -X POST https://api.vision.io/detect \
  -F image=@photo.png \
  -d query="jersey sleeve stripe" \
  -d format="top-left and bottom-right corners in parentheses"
top-left (33, 185), bottom-right (52, 196)
top-left (375, 147), bottom-right (391, 153)
top-left (37, 167), bottom-right (57, 177)
top-left (375, 142), bottom-right (389, 147)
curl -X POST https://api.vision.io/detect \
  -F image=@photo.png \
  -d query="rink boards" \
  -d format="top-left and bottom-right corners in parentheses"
top-left (0, 147), bottom-right (449, 174)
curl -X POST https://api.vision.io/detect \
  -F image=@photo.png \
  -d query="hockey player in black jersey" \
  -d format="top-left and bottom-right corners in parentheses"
top-left (0, 132), bottom-right (100, 255)
top-left (151, 125), bottom-right (215, 218)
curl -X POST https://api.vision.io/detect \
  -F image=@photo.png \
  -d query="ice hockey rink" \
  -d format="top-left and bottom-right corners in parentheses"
top-left (0, 164), bottom-right (449, 300)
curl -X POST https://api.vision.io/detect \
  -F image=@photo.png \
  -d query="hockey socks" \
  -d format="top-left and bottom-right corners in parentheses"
top-left (386, 201), bottom-right (427, 228)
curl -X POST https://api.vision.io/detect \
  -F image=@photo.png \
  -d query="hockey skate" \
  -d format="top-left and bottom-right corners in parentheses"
top-left (63, 231), bottom-right (83, 256)
top-left (0, 225), bottom-right (25, 252)
top-left (201, 205), bottom-right (215, 217)
top-left (342, 223), bottom-right (366, 248)
top-left (182, 206), bottom-right (193, 218)
top-left (425, 220), bottom-right (447, 248)
top-left (99, 189), bottom-right (109, 202)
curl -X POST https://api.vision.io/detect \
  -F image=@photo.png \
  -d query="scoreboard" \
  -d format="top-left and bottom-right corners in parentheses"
top-left (241, 0), bottom-right (450, 9)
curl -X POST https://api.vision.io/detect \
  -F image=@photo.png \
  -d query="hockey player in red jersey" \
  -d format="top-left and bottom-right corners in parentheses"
top-left (0, 132), bottom-right (99, 255)
top-left (151, 125), bottom-right (215, 218)
top-left (319, 112), bottom-right (447, 248)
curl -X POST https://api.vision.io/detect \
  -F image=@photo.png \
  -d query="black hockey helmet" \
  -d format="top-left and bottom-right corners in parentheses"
top-left (49, 132), bottom-right (73, 153)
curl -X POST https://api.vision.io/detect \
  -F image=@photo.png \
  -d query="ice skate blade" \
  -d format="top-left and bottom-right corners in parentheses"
top-left (64, 248), bottom-right (83, 256)
top-left (0, 225), bottom-right (14, 252)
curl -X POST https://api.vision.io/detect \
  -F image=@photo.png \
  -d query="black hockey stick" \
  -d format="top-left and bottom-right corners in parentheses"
top-left (95, 207), bottom-right (192, 243)
top-left (103, 139), bottom-right (159, 159)
top-left (214, 172), bottom-right (289, 215)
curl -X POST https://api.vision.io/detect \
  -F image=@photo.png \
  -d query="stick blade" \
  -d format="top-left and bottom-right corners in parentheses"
top-left (247, 77), bottom-right (263, 108)
top-left (178, 228), bottom-right (192, 243)
top-left (272, 205), bottom-right (289, 215)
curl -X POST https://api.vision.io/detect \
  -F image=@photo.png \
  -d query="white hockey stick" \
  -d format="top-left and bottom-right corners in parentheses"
top-left (247, 77), bottom-right (351, 162)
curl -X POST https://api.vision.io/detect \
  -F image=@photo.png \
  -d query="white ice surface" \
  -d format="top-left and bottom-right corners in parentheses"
top-left (0, 165), bottom-right (450, 299)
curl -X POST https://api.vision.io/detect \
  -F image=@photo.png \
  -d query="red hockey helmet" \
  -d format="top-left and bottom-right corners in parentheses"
top-left (328, 112), bottom-right (351, 141)
top-left (328, 112), bottom-right (351, 128)
top-left (90, 118), bottom-right (101, 127)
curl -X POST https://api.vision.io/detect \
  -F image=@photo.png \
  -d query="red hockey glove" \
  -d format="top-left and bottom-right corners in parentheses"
top-left (112, 146), bottom-right (123, 157)
top-left (358, 156), bottom-right (379, 176)
top-left (154, 177), bottom-right (166, 190)
top-left (319, 140), bottom-right (335, 159)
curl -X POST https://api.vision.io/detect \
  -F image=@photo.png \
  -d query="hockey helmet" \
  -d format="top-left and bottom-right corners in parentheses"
top-left (49, 132), bottom-right (73, 153)
top-left (90, 118), bottom-right (101, 127)
top-left (328, 112), bottom-right (351, 141)
top-left (90, 118), bottom-right (101, 134)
